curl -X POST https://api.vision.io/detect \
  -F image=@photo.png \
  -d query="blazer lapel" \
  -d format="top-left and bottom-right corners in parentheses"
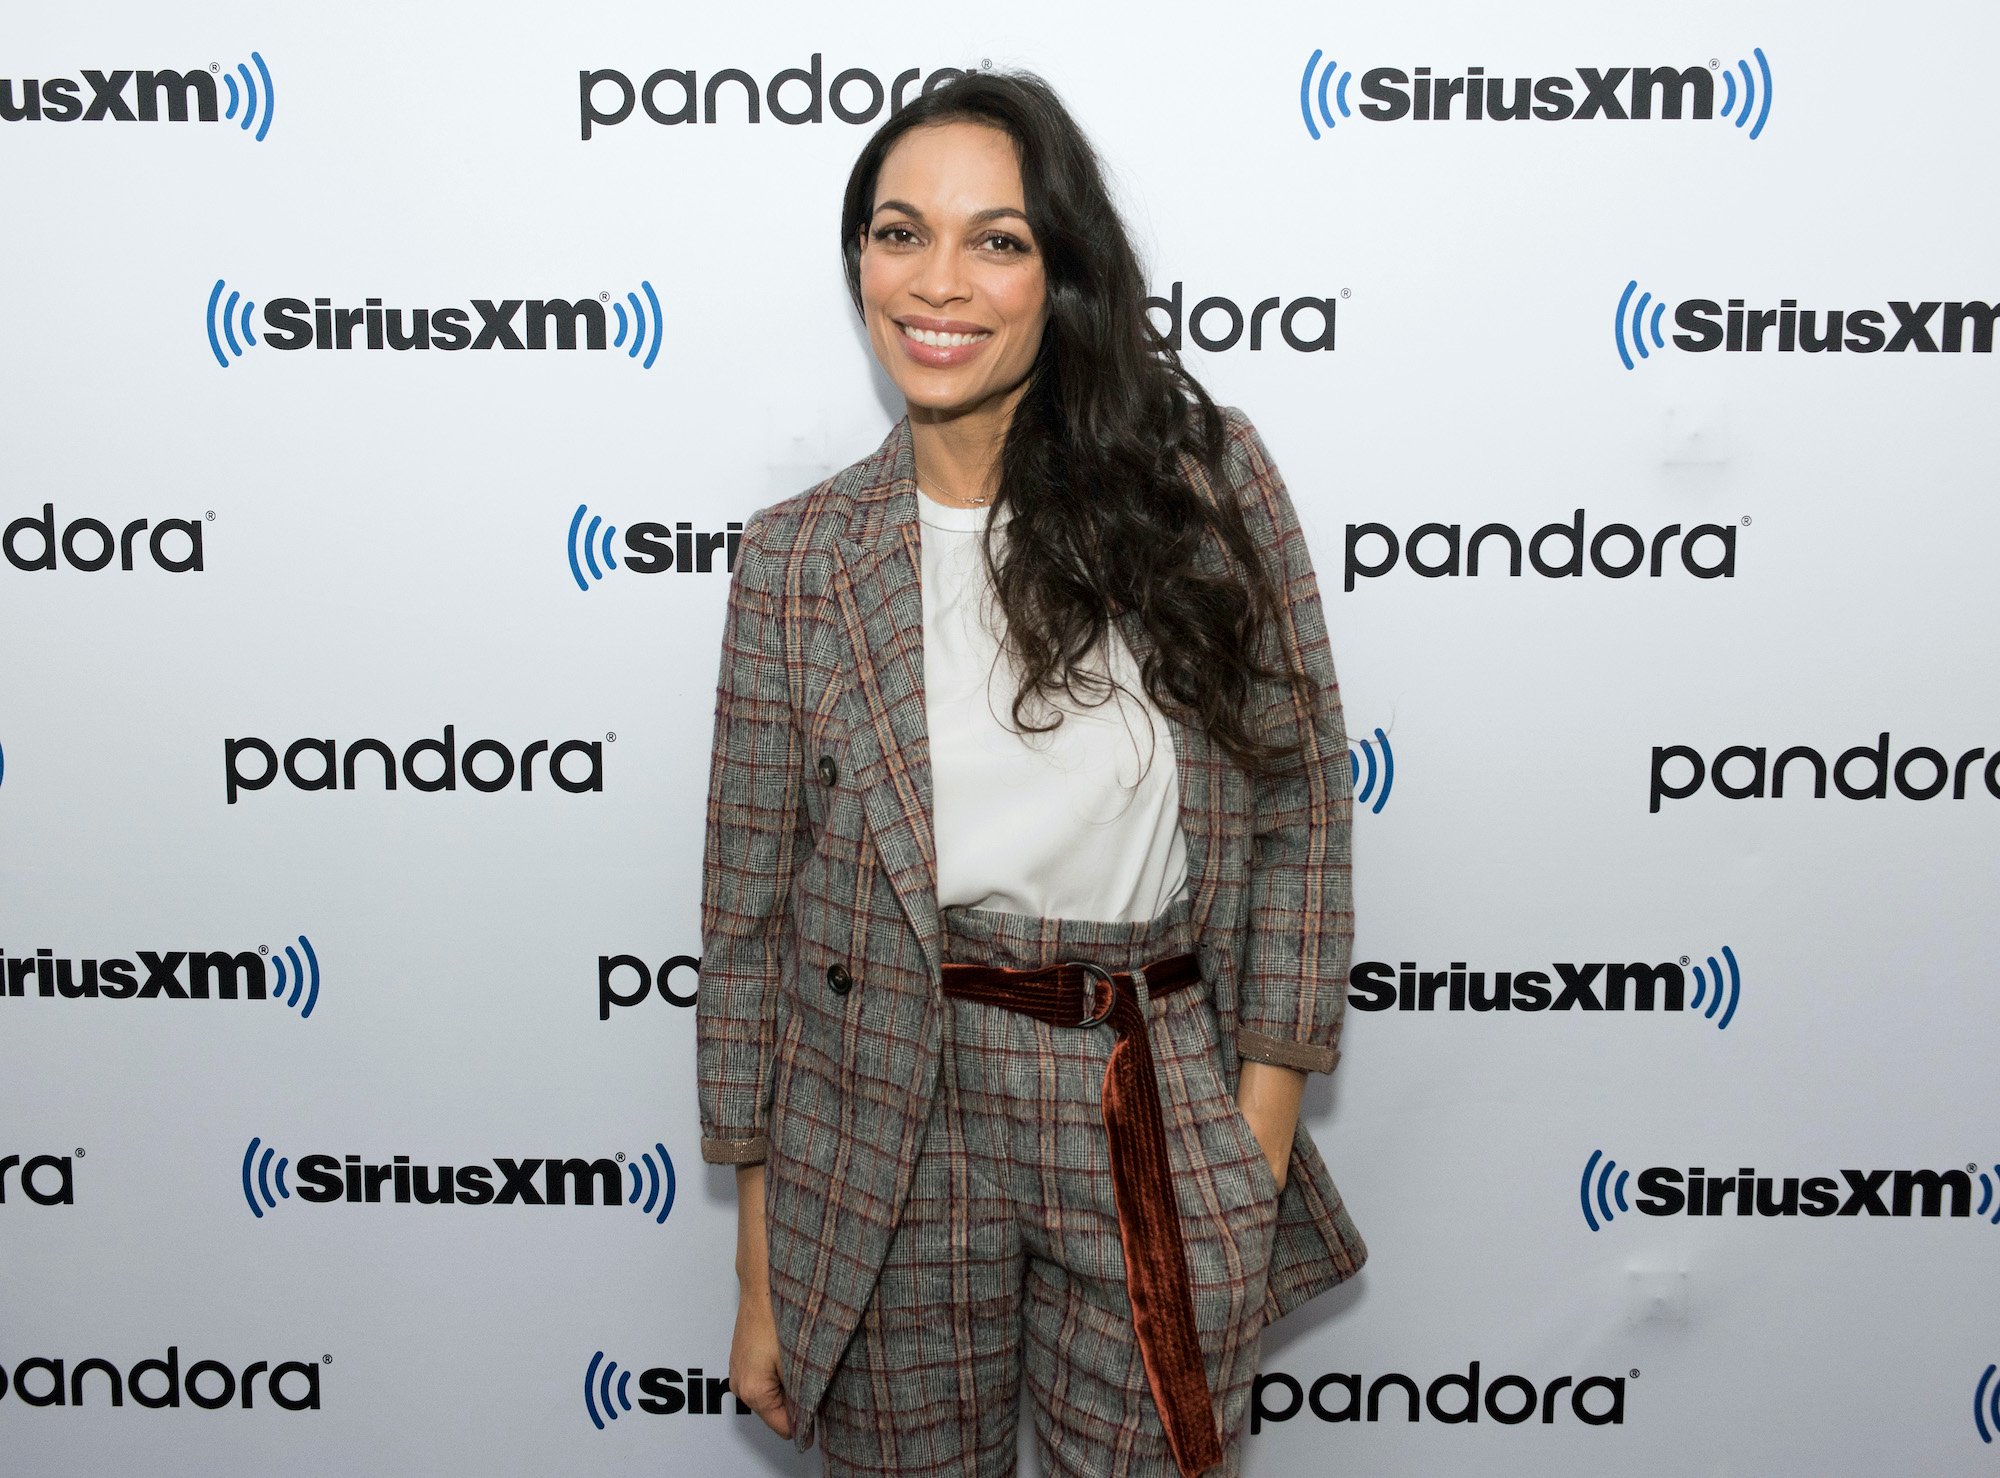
top-left (827, 419), bottom-right (943, 979)
top-left (820, 416), bottom-right (1248, 980)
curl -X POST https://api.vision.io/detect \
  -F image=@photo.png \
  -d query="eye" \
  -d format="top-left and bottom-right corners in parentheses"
top-left (979, 232), bottom-right (1029, 254)
top-left (871, 224), bottom-right (919, 245)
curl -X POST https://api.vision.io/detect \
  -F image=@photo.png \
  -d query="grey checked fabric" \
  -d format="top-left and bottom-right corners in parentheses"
top-left (818, 895), bottom-right (1275, 1478)
top-left (697, 408), bottom-right (1366, 1451)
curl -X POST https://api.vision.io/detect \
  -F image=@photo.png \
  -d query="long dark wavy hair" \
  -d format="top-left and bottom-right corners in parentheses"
top-left (840, 69), bottom-right (1309, 780)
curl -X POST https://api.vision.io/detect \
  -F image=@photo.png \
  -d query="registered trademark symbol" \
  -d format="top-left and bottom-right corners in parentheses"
top-left (210, 63), bottom-right (221, 73)
top-left (1678, 955), bottom-right (1689, 966)
top-left (1340, 288), bottom-right (1351, 299)
top-left (606, 731), bottom-right (618, 742)
top-left (259, 944), bottom-right (270, 955)
top-left (599, 292), bottom-right (610, 302)
top-left (1741, 515), bottom-right (1752, 525)
top-left (1709, 58), bottom-right (1719, 69)
top-left (616, 1151), bottom-right (627, 1162)
top-left (1969, 1163), bottom-right (1978, 1174)
top-left (206, 510), bottom-right (216, 521)
top-left (1630, 1368), bottom-right (1640, 1379)
top-left (323, 1355), bottom-right (332, 1364)
top-left (74, 1147), bottom-right (85, 1158)
top-left (981, 57), bottom-right (992, 69)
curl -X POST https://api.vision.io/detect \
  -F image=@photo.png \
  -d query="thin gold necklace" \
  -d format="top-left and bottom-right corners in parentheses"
top-left (915, 470), bottom-right (993, 508)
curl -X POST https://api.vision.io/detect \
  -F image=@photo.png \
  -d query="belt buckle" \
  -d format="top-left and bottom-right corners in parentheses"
top-left (1062, 960), bottom-right (1116, 1028)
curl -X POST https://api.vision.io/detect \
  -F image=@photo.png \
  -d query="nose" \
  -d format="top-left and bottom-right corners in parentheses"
top-left (912, 239), bottom-right (971, 309)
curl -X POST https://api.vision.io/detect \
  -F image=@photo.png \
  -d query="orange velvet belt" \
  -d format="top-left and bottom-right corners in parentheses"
top-left (939, 951), bottom-right (1223, 1478)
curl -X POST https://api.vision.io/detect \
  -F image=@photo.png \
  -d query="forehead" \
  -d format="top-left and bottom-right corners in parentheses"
top-left (873, 120), bottom-right (1025, 212)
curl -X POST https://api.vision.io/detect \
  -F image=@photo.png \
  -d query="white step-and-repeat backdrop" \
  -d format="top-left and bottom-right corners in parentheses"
top-left (4, 2), bottom-right (1996, 1473)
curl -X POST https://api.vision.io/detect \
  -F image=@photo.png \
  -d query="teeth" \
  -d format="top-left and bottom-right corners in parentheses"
top-left (901, 323), bottom-right (988, 348)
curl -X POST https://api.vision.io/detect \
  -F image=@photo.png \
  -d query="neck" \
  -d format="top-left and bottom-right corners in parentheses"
top-left (907, 380), bottom-right (1026, 506)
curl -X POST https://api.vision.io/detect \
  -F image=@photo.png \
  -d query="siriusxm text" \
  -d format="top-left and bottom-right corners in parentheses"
top-left (1672, 298), bottom-right (1999, 354)
top-left (1349, 960), bottom-right (1687, 1013)
top-left (4, 947), bottom-right (270, 1002)
top-left (1635, 1166), bottom-right (1987, 1218)
top-left (1355, 65), bottom-right (1717, 124)
top-left (258, 297), bottom-right (631, 352)
top-left (1, 71), bottom-right (225, 124)
top-left (293, 1154), bottom-right (626, 1206)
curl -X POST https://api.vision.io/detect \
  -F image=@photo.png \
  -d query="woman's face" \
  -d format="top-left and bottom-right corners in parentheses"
top-left (857, 120), bottom-right (1049, 423)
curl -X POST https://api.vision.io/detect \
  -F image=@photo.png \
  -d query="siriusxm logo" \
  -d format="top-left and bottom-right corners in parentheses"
top-left (1650, 734), bottom-right (2000, 813)
top-left (1, 55), bottom-right (275, 140)
top-left (579, 55), bottom-right (974, 139)
top-left (0, 1346), bottom-right (321, 1411)
top-left (241, 1138), bottom-right (675, 1222)
top-left (2, 937), bottom-right (320, 1017)
top-left (1580, 1150), bottom-right (2000, 1230)
top-left (1349, 727), bottom-right (1392, 814)
top-left (1143, 283), bottom-right (1337, 354)
top-left (1350, 947), bottom-right (1741, 1027)
top-left (1616, 281), bottom-right (2000, 368)
top-left (205, 279), bottom-right (662, 368)
top-left (5, 504), bottom-right (204, 574)
top-left (1344, 512), bottom-right (1738, 592)
top-left (1251, 1364), bottom-right (1627, 1430)
top-left (566, 505), bottom-right (743, 590)
top-left (1, 1153), bottom-right (74, 1206)
top-left (1300, 50), bottom-right (1770, 139)
top-left (584, 1354), bottom-right (747, 1428)
top-left (224, 727), bottom-right (606, 803)
top-left (599, 953), bottom-right (698, 1019)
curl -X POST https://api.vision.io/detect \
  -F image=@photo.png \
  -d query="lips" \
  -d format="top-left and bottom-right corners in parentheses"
top-left (893, 317), bottom-right (994, 369)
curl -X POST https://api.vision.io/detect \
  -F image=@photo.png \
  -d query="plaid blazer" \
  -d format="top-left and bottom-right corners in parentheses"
top-left (697, 407), bottom-right (1366, 1441)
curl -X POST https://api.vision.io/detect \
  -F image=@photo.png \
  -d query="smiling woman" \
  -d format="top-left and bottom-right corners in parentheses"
top-left (697, 68), bottom-right (1363, 1478)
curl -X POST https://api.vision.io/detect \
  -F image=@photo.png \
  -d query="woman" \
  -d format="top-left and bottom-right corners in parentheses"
top-left (697, 69), bottom-right (1363, 1478)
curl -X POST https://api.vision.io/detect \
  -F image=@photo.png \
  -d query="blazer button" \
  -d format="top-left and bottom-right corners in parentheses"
top-left (816, 755), bottom-right (839, 787)
top-left (826, 963), bottom-right (853, 996)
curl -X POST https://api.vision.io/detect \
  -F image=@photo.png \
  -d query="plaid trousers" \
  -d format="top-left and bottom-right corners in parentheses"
top-left (816, 891), bottom-right (1280, 1477)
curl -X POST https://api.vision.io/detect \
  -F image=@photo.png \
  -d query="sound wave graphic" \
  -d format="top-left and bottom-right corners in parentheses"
top-left (0, 738), bottom-right (7, 789)
top-left (585, 1350), bottom-right (636, 1429)
top-left (205, 278), bottom-right (258, 368)
top-left (1614, 280), bottom-right (1668, 371)
top-left (625, 1143), bottom-right (676, 1225)
top-left (611, 281), bottom-right (665, 370)
top-left (568, 503), bottom-right (620, 591)
top-left (1977, 1165), bottom-right (2000, 1227)
top-left (1349, 727), bottom-right (1394, 814)
top-left (1298, 49), bottom-right (1355, 139)
top-left (240, 1136), bottom-right (291, 1219)
top-left (1718, 48), bottom-right (1774, 140)
top-left (1688, 945), bottom-right (1740, 1029)
top-left (1579, 1148), bottom-right (1630, 1232)
top-left (220, 52), bottom-right (277, 142)
top-left (1979, 1363), bottom-right (2000, 1442)
top-left (268, 934), bottom-right (321, 1019)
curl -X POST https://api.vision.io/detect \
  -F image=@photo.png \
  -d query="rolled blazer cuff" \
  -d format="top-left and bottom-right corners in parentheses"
top-left (700, 1133), bottom-right (769, 1166)
top-left (1237, 1029), bottom-right (1339, 1076)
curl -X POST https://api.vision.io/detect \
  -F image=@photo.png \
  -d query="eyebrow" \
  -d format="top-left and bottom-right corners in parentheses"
top-left (870, 199), bottom-right (1032, 228)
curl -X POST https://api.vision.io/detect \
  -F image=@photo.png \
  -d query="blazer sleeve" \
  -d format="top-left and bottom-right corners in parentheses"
top-left (1217, 408), bottom-right (1355, 1075)
top-left (696, 514), bottom-right (803, 1165)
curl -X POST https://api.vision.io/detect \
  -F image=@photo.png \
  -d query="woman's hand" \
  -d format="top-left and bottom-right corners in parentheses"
top-left (1235, 1060), bottom-right (1306, 1194)
top-left (729, 1164), bottom-right (792, 1438)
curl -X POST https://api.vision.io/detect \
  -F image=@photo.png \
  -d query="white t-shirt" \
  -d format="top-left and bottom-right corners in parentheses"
top-left (917, 493), bottom-right (1192, 924)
